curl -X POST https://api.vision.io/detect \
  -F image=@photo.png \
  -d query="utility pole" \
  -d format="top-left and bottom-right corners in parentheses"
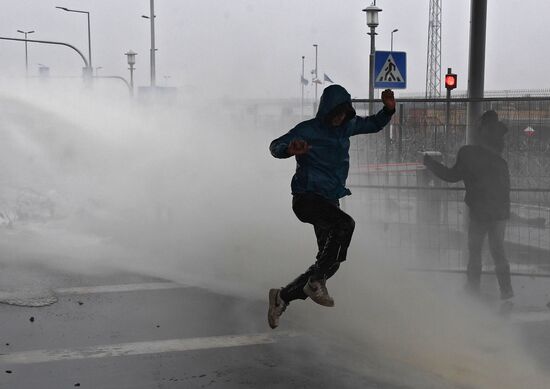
top-left (16, 30), bottom-right (35, 76)
top-left (150, 0), bottom-right (156, 87)
top-left (313, 44), bottom-right (318, 114)
top-left (56, 6), bottom-right (93, 80)
top-left (141, 1), bottom-right (157, 88)
top-left (466, 0), bottom-right (488, 145)
top-left (363, 3), bottom-right (382, 115)
top-left (301, 55), bottom-right (305, 119)
top-left (391, 28), bottom-right (398, 52)
top-left (368, 27), bottom-right (376, 115)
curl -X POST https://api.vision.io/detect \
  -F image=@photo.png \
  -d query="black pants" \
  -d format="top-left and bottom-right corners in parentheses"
top-left (467, 219), bottom-right (513, 295)
top-left (280, 193), bottom-right (355, 303)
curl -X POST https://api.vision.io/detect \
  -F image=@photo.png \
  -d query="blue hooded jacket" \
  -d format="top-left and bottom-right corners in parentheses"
top-left (270, 84), bottom-right (394, 200)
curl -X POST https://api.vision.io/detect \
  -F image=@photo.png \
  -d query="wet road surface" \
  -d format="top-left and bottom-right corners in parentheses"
top-left (1, 262), bottom-right (549, 389)
top-left (0, 263), bottom-right (458, 389)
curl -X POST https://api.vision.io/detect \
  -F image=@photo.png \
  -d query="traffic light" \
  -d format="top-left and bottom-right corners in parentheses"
top-left (445, 73), bottom-right (457, 90)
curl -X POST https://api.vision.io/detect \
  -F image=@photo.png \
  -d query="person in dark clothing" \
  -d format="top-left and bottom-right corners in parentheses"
top-left (423, 110), bottom-right (514, 300)
top-left (267, 85), bottom-right (395, 329)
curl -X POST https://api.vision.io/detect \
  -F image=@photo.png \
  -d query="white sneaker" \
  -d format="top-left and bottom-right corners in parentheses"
top-left (303, 278), bottom-right (335, 307)
top-left (268, 288), bottom-right (287, 329)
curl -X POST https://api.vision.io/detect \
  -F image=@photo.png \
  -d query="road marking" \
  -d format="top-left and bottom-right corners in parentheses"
top-left (0, 282), bottom-right (186, 306)
top-left (0, 292), bottom-right (57, 307)
top-left (0, 332), bottom-right (296, 365)
top-left (55, 282), bottom-right (185, 295)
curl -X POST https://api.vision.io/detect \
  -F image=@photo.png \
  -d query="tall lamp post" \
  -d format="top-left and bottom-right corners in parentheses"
top-left (56, 6), bottom-right (92, 78)
top-left (391, 28), bottom-right (398, 52)
top-left (16, 29), bottom-right (35, 76)
top-left (313, 44), bottom-right (318, 113)
top-left (142, 0), bottom-right (157, 88)
top-left (301, 55), bottom-right (305, 119)
top-left (363, 2), bottom-right (382, 114)
top-left (125, 50), bottom-right (137, 96)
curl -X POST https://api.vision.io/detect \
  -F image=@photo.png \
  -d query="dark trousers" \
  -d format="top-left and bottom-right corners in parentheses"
top-left (467, 219), bottom-right (513, 295)
top-left (279, 193), bottom-right (355, 303)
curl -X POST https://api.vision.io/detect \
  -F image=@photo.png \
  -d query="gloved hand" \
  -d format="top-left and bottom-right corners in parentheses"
top-left (288, 139), bottom-right (309, 156)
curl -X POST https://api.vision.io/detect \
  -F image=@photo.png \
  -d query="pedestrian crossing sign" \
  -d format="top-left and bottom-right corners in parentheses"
top-left (374, 51), bottom-right (406, 89)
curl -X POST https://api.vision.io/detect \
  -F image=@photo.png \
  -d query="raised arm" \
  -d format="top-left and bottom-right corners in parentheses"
top-left (423, 150), bottom-right (465, 183)
top-left (351, 89), bottom-right (396, 136)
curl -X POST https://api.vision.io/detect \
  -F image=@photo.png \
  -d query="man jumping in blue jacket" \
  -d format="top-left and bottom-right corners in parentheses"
top-left (268, 84), bottom-right (395, 329)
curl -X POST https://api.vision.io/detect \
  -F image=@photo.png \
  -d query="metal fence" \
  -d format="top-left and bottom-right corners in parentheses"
top-left (347, 97), bottom-right (550, 277)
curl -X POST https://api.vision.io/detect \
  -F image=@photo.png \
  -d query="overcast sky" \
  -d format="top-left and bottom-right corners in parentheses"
top-left (0, 0), bottom-right (547, 98)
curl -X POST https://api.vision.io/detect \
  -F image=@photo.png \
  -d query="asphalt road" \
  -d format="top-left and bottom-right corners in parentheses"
top-left (1, 261), bottom-right (549, 389)
top-left (0, 262), bottom-right (460, 389)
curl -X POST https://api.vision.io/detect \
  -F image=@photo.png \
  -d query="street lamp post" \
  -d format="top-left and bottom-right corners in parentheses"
top-left (301, 55), bottom-right (305, 119)
top-left (16, 29), bottom-right (35, 76)
top-left (125, 50), bottom-right (137, 96)
top-left (363, 2), bottom-right (382, 115)
top-left (56, 6), bottom-right (92, 78)
top-left (391, 28), bottom-right (398, 52)
top-left (313, 44), bottom-right (318, 114)
top-left (142, 0), bottom-right (157, 88)
top-left (363, 2), bottom-right (388, 192)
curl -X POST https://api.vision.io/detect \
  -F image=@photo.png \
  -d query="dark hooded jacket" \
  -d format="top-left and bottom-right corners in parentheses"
top-left (270, 85), bottom-right (394, 200)
top-left (424, 114), bottom-right (510, 221)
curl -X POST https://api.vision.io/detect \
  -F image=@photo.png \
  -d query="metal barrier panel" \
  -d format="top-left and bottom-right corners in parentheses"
top-left (348, 97), bottom-right (550, 277)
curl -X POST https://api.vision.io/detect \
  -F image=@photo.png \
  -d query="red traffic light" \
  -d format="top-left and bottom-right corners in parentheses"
top-left (445, 74), bottom-right (457, 90)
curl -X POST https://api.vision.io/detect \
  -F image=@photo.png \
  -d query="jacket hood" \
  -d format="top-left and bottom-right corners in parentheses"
top-left (476, 110), bottom-right (508, 152)
top-left (478, 110), bottom-right (508, 136)
top-left (316, 84), bottom-right (352, 120)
